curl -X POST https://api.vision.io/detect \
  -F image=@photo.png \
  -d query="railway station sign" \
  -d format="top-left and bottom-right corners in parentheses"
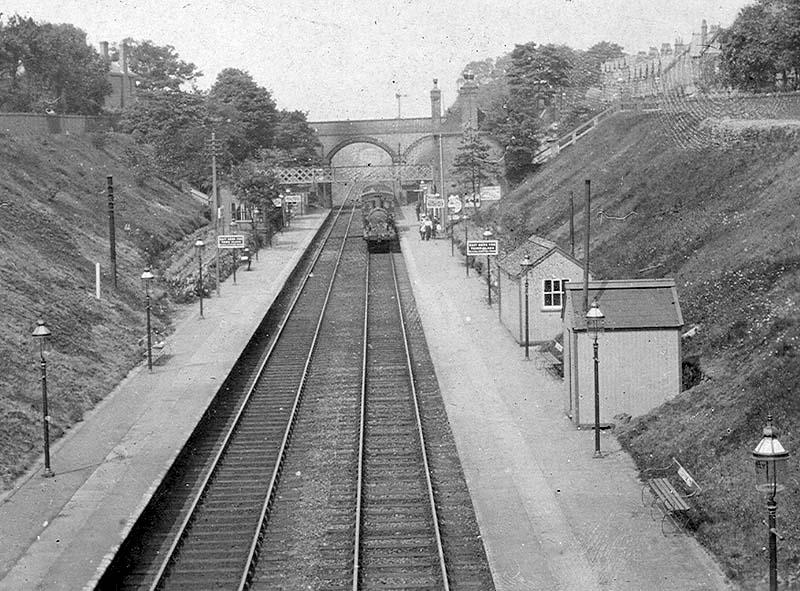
top-left (467, 239), bottom-right (499, 256)
top-left (480, 186), bottom-right (502, 201)
top-left (282, 194), bottom-right (302, 205)
top-left (217, 234), bottom-right (246, 249)
top-left (426, 194), bottom-right (444, 208)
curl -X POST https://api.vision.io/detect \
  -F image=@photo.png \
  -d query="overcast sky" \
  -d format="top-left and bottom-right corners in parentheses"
top-left (6, 0), bottom-right (749, 121)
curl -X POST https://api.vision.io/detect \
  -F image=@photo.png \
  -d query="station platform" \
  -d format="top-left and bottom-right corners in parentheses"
top-left (1, 204), bottom-right (735, 591)
top-left (397, 205), bottom-right (733, 590)
top-left (0, 212), bottom-right (328, 591)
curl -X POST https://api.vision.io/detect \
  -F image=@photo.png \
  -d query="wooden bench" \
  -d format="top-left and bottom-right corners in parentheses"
top-left (642, 457), bottom-right (701, 535)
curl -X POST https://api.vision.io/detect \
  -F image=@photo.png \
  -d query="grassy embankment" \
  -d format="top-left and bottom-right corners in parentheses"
top-left (477, 110), bottom-right (800, 589)
top-left (0, 130), bottom-right (213, 490)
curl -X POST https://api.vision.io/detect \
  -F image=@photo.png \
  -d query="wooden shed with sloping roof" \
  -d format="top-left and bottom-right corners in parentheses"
top-left (562, 279), bottom-right (684, 426)
top-left (496, 235), bottom-right (588, 345)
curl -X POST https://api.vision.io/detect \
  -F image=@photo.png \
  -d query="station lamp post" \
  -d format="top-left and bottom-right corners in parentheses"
top-left (753, 415), bottom-right (790, 591)
top-left (585, 299), bottom-right (605, 458)
top-left (483, 228), bottom-right (493, 306)
top-left (195, 238), bottom-right (205, 318)
top-left (31, 319), bottom-right (54, 477)
top-left (520, 254), bottom-right (534, 359)
top-left (141, 266), bottom-right (154, 371)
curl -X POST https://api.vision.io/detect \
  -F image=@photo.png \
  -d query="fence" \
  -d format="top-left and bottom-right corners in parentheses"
top-left (0, 112), bottom-right (115, 135)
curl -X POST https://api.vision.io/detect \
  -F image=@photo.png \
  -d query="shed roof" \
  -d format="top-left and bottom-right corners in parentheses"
top-left (565, 278), bottom-right (683, 331)
top-left (498, 234), bottom-right (583, 277)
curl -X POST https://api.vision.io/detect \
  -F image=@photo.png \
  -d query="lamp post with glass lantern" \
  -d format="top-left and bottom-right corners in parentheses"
top-left (195, 238), bottom-right (205, 318)
top-left (483, 228), bottom-right (493, 306)
top-left (31, 319), bottom-right (54, 477)
top-left (753, 415), bottom-right (790, 591)
top-left (585, 299), bottom-right (605, 458)
top-left (520, 254), bottom-right (534, 359)
top-left (141, 266), bottom-right (154, 371)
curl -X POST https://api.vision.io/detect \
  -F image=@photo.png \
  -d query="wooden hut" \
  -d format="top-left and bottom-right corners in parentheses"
top-left (496, 235), bottom-right (587, 345)
top-left (562, 279), bottom-right (684, 426)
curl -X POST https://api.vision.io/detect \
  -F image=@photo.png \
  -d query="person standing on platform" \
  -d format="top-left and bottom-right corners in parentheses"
top-left (419, 218), bottom-right (426, 240)
top-left (424, 216), bottom-right (433, 241)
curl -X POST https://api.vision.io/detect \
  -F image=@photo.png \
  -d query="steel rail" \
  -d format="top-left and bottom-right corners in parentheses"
top-left (146, 202), bottom-right (351, 591)
top-left (351, 252), bottom-right (450, 590)
top-left (351, 249), bottom-right (370, 590)
top-left (388, 252), bottom-right (450, 591)
top-left (237, 205), bottom-right (358, 590)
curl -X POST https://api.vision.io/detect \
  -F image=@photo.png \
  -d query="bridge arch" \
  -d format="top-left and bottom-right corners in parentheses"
top-left (323, 135), bottom-right (398, 165)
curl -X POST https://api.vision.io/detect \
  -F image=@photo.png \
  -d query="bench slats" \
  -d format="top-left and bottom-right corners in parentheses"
top-left (649, 478), bottom-right (690, 512)
top-left (643, 460), bottom-right (700, 535)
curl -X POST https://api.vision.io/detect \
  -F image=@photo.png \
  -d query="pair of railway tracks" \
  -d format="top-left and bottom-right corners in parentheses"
top-left (98, 203), bottom-right (493, 590)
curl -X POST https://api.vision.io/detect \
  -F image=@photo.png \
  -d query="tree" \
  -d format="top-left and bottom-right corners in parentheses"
top-left (718, 0), bottom-right (800, 91)
top-left (121, 38), bottom-right (202, 91)
top-left (0, 16), bottom-right (110, 114)
top-left (720, 2), bottom-right (778, 90)
top-left (208, 68), bottom-right (277, 161)
top-left (271, 109), bottom-right (322, 166)
top-left (451, 123), bottom-right (499, 197)
top-left (120, 89), bottom-right (210, 186)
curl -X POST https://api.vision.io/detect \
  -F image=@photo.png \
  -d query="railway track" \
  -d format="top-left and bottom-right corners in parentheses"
top-left (355, 251), bottom-right (448, 588)
top-left (98, 203), bottom-right (494, 591)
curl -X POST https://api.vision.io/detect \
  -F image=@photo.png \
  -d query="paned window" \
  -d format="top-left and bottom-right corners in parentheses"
top-left (543, 279), bottom-right (566, 309)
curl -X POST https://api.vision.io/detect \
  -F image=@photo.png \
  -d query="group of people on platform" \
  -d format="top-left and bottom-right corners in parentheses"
top-left (418, 215), bottom-right (441, 241)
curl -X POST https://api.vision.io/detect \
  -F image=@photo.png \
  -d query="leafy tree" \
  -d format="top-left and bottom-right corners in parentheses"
top-left (121, 38), bottom-right (202, 91)
top-left (720, 2), bottom-right (778, 90)
top-left (461, 56), bottom-right (510, 112)
top-left (230, 158), bottom-right (283, 240)
top-left (231, 159), bottom-right (280, 209)
top-left (0, 16), bottom-right (109, 114)
top-left (719, 0), bottom-right (800, 91)
top-left (208, 68), bottom-right (277, 161)
top-left (271, 109), bottom-right (322, 166)
top-left (120, 89), bottom-right (210, 186)
top-left (451, 123), bottom-right (499, 196)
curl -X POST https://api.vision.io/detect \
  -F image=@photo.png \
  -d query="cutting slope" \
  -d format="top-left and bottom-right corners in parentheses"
top-left (491, 110), bottom-right (800, 589)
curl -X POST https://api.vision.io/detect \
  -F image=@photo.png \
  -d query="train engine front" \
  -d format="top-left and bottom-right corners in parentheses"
top-left (360, 185), bottom-right (398, 253)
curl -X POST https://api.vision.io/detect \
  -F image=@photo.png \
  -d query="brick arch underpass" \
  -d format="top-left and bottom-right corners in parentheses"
top-left (275, 76), bottom-right (503, 208)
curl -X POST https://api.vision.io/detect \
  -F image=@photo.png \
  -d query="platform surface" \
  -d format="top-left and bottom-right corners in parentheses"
top-left (0, 212), bottom-right (327, 591)
top-left (0, 205), bottom-right (735, 591)
top-left (398, 205), bottom-right (733, 591)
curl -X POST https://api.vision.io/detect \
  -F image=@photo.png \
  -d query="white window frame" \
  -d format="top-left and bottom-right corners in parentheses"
top-left (542, 278), bottom-right (567, 309)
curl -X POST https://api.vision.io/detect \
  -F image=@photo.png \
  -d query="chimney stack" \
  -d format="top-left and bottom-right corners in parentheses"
top-left (100, 41), bottom-right (109, 60)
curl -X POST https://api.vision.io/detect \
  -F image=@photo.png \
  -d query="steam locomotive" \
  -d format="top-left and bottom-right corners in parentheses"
top-left (360, 183), bottom-right (398, 252)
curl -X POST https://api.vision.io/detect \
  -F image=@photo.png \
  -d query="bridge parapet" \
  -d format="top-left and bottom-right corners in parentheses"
top-left (273, 164), bottom-right (433, 185)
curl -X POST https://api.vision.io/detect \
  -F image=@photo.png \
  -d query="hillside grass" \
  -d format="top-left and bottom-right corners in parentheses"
top-left (0, 130), bottom-right (211, 489)
top-left (484, 111), bottom-right (800, 590)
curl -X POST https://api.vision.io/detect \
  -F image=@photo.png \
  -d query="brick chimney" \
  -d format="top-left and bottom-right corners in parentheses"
top-left (100, 41), bottom-right (109, 61)
top-left (430, 79), bottom-right (441, 130)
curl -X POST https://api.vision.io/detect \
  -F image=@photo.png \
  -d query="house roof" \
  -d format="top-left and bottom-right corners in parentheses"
top-left (498, 234), bottom-right (584, 277)
top-left (565, 278), bottom-right (683, 331)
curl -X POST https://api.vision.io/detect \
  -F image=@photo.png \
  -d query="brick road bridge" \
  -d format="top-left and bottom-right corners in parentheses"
top-left (275, 74), bottom-right (503, 207)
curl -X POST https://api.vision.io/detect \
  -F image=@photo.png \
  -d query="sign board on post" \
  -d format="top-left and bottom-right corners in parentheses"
top-left (464, 194), bottom-right (481, 208)
top-left (218, 234), bottom-right (246, 249)
top-left (447, 195), bottom-right (463, 213)
top-left (467, 239), bottom-right (499, 256)
top-left (283, 195), bottom-right (301, 205)
top-left (480, 186), bottom-right (502, 201)
top-left (426, 194), bottom-right (445, 208)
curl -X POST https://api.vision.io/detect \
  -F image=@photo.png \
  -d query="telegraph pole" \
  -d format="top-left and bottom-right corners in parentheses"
top-left (107, 176), bottom-right (117, 289)
top-left (205, 133), bottom-right (222, 296)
